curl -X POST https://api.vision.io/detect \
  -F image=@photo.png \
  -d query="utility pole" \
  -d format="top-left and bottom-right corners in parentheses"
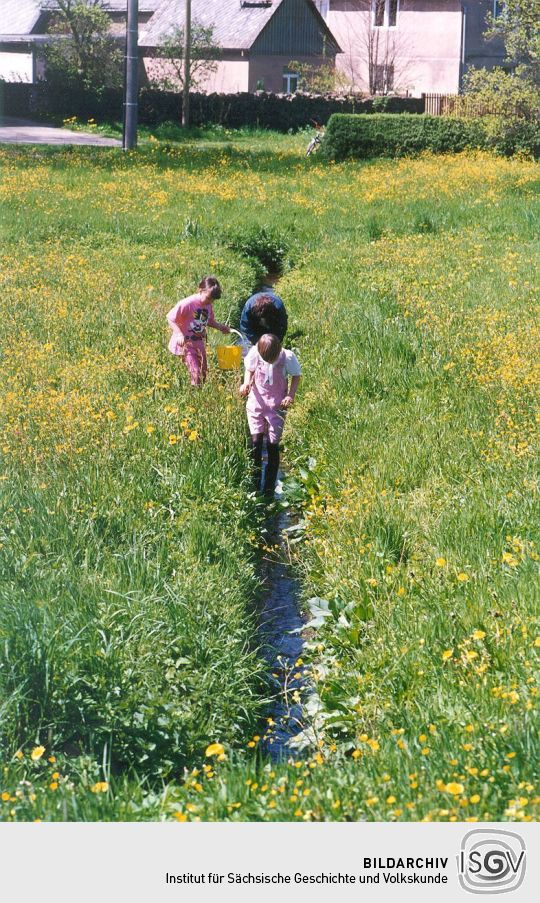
top-left (182, 0), bottom-right (191, 128)
top-left (123, 0), bottom-right (139, 150)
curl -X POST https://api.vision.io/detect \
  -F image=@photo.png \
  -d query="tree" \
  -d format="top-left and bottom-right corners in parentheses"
top-left (328, 1), bottom-right (412, 95)
top-left (463, 1), bottom-right (539, 121)
top-left (287, 60), bottom-right (345, 95)
top-left (463, 67), bottom-right (538, 120)
top-left (486, 0), bottom-right (540, 86)
top-left (40, 0), bottom-right (123, 94)
top-left (148, 25), bottom-right (220, 94)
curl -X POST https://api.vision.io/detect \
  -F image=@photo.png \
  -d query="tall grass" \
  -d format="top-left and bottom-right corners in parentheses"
top-left (0, 136), bottom-right (538, 820)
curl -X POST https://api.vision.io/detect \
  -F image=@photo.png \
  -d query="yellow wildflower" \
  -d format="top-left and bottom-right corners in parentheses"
top-left (205, 743), bottom-right (225, 758)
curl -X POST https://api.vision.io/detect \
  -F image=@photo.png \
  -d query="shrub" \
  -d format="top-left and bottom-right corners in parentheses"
top-left (227, 226), bottom-right (290, 275)
top-left (463, 67), bottom-right (540, 121)
top-left (322, 114), bottom-right (485, 160)
top-left (322, 113), bottom-right (539, 160)
top-left (482, 115), bottom-right (540, 159)
top-left (2, 82), bottom-right (423, 132)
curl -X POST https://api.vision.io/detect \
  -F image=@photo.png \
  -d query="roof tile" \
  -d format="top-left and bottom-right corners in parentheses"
top-left (141, 0), bottom-right (286, 50)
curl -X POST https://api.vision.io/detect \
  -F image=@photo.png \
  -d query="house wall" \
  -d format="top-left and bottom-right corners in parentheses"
top-left (252, 0), bottom-right (339, 56)
top-left (0, 49), bottom-right (34, 83)
top-left (319, 0), bottom-right (463, 96)
top-left (463, 0), bottom-right (506, 72)
top-left (142, 56), bottom-right (250, 93)
top-left (204, 60), bottom-right (250, 93)
top-left (249, 54), bottom-right (331, 93)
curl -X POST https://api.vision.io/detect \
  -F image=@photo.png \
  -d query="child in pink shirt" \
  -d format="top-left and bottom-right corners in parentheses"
top-left (240, 333), bottom-right (301, 497)
top-left (166, 275), bottom-right (230, 386)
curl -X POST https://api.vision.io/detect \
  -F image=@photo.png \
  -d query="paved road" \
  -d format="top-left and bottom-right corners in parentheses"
top-left (0, 117), bottom-right (121, 146)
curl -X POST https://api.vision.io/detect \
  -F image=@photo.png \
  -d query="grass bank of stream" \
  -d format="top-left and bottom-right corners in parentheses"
top-left (0, 134), bottom-right (538, 821)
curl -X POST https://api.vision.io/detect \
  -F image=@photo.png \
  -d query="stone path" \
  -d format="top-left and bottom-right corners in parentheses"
top-left (0, 117), bottom-right (121, 146)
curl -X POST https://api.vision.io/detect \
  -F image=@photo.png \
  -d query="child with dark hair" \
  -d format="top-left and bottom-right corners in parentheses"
top-left (240, 284), bottom-right (288, 345)
top-left (239, 333), bottom-right (301, 497)
top-left (167, 276), bottom-right (230, 386)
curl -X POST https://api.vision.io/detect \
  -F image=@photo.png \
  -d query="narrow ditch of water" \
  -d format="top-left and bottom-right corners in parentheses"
top-left (256, 472), bottom-right (309, 760)
top-left (236, 268), bottom-right (310, 759)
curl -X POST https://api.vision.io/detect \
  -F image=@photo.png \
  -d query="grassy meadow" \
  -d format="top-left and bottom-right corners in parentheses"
top-left (0, 133), bottom-right (538, 822)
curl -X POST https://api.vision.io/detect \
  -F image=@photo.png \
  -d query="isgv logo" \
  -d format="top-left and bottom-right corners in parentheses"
top-left (458, 830), bottom-right (526, 895)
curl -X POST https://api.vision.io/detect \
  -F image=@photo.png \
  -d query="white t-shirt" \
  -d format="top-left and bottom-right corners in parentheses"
top-left (244, 347), bottom-right (301, 388)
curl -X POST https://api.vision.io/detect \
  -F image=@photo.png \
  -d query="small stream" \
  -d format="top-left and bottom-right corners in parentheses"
top-left (240, 271), bottom-right (309, 759)
top-left (257, 470), bottom-right (308, 760)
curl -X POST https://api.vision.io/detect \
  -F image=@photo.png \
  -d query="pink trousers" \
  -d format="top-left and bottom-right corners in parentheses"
top-left (246, 403), bottom-right (285, 443)
top-left (182, 341), bottom-right (207, 386)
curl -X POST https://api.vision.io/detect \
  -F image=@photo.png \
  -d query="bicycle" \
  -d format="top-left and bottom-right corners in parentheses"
top-left (306, 121), bottom-right (324, 156)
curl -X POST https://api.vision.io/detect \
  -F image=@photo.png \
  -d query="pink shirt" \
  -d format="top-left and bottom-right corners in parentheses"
top-left (245, 346), bottom-right (301, 410)
top-left (166, 293), bottom-right (220, 355)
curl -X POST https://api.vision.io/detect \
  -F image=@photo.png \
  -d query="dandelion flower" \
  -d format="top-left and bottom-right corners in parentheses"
top-left (90, 781), bottom-right (109, 793)
top-left (31, 746), bottom-right (45, 761)
top-left (446, 782), bottom-right (464, 796)
top-left (205, 743), bottom-right (225, 758)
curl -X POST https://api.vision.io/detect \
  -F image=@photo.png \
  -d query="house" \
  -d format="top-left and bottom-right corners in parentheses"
top-left (0, 1), bottom-right (160, 84)
top-left (461, 0), bottom-right (507, 74)
top-left (0, 0), bottom-right (505, 97)
top-left (139, 0), bottom-right (342, 94)
top-left (0, 0), bottom-right (44, 83)
top-left (313, 1), bottom-right (506, 96)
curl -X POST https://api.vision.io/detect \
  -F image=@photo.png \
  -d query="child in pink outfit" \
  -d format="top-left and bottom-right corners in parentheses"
top-left (167, 275), bottom-right (230, 386)
top-left (240, 333), bottom-right (301, 497)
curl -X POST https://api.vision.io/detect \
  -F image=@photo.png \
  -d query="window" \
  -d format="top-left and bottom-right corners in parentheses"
top-left (374, 0), bottom-right (385, 27)
top-left (493, 0), bottom-right (504, 18)
top-left (373, 63), bottom-right (394, 94)
top-left (373, 0), bottom-right (399, 27)
top-left (283, 71), bottom-right (299, 94)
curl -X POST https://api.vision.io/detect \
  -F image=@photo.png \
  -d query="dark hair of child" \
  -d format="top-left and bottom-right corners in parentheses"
top-left (198, 275), bottom-right (222, 300)
top-left (252, 294), bottom-right (284, 338)
top-left (257, 333), bottom-right (282, 364)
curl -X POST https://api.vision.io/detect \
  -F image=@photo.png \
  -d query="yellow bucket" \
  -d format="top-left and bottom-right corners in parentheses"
top-left (216, 343), bottom-right (242, 370)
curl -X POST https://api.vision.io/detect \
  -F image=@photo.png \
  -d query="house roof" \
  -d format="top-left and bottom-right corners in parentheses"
top-left (0, 0), bottom-right (339, 55)
top-left (141, 0), bottom-right (288, 50)
top-left (40, 0), bottom-right (161, 11)
top-left (0, 0), bottom-right (160, 32)
top-left (100, 0), bottom-right (162, 10)
top-left (0, 0), bottom-right (160, 42)
top-left (0, 0), bottom-right (42, 36)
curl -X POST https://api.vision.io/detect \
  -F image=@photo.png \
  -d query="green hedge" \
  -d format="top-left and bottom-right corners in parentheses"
top-left (322, 113), bottom-right (539, 160)
top-left (0, 82), bottom-right (423, 132)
